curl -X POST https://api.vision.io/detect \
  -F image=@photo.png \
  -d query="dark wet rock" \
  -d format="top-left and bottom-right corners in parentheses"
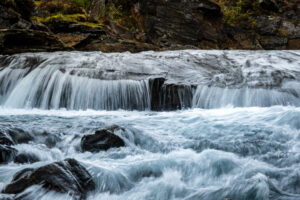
top-left (255, 16), bottom-right (281, 35)
top-left (259, 36), bottom-right (288, 49)
top-left (7, 128), bottom-right (33, 144)
top-left (159, 84), bottom-right (194, 110)
top-left (0, 145), bottom-right (17, 164)
top-left (0, 29), bottom-right (65, 55)
top-left (14, 153), bottom-right (40, 164)
top-left (0, 132), bottom-right (14, 146)
top-left (81, 126), bottom-right (125, 152)
top-left (150, 78), bottom-right (166, 111)
top-left (150, 78), bottom-right (194, 111)
top-left (259, 0), bottom-right (279, 12)
top-left (2, 158), bottom-right (96, 198)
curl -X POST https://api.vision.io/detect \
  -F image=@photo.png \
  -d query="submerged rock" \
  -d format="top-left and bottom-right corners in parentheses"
top-left (0, 132), bottom-right (14, 146)
top-left (2, 158), bottom-right (96, 198)
top-left (7, 128), bottom-right (33, 144)
top-left (81, 126), bottom-right (125, 152)
top-left (14, 153), bottom-right (40, 164)
top-left (0, 145), bottom-right (17, 164)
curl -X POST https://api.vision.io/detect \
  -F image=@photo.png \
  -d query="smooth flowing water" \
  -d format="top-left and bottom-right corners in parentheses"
top-left (0, 50), bottom-right (299, 200)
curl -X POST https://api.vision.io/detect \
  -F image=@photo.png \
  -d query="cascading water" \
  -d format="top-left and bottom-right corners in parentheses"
top-left (0, 50), bottom-right (300, 200)
top-left (0, 50), bottom-right (300, 110)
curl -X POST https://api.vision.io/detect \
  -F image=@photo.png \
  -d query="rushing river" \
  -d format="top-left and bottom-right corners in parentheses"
top-left (0, 50), bottom-right (300, 200)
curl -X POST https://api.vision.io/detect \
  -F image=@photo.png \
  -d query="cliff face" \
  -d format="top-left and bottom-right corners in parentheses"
top-left (0, 0), bottom-right (299, 54)
top-left (137, 0), bottom-right (300, 50)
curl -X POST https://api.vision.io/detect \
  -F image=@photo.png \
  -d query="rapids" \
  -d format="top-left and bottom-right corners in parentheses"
top-left (0, 50), bottom-right (300, 200)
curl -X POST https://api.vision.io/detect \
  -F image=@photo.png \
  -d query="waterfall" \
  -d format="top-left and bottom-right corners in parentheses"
top-left (192, 83), bottom-right (300, 108)
top-left (0, 54), bottom-right (151, 110)
top-left (0, 50), bottom-right (299, 110)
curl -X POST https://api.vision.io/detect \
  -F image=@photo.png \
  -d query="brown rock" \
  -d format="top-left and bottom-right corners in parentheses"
top-left (288, 39), bottom-right (300, 49)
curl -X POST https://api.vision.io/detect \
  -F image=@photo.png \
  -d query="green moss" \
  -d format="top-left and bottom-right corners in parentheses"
top-left (72, 0), bottom-right (90, 9)
top-left (277, 28), bottom-right (287, 36)
top-left (219, 0), bottom-right (271, 27)
top-left (32, 13), bottom-right (105, 28)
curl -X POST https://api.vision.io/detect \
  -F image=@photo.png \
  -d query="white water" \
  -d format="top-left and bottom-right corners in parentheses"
top-left (0, 50), bottom-right (300, 110)
top-left (0, 50), bottom-right (300, 200)
top-left (0, 107), bottom-right (300, 200)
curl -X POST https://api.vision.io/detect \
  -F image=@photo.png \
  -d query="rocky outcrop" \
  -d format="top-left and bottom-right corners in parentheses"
top-left (138, 0), bottom-right (225, 49)
top-left (0, 29), bottom-right (65, 54)
top-left (150, 78), bottom-right (194, 110)
top-left (2, 158), bottom-right (96, 198)
top-left (0, 0), bottom-right (66, 54)
top-left (81, 126), bottom-right (125, 152)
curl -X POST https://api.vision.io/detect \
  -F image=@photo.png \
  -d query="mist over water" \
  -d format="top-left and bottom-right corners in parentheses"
top-left (0, 50), bottom-right (300, 200)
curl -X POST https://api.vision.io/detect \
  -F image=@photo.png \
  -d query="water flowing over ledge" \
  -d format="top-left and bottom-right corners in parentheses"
top-left (0, 50), bottom-right (300, 110)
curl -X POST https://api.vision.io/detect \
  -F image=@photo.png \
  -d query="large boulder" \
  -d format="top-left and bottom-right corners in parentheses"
top-left (0, 29), bottom-right (65, 54)
top-left (2, 158), bottom-right (96, 198)
top-left (81, 126), bottom-right (125, 152)
top-left (0, 145), bottom-right (17, 164)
